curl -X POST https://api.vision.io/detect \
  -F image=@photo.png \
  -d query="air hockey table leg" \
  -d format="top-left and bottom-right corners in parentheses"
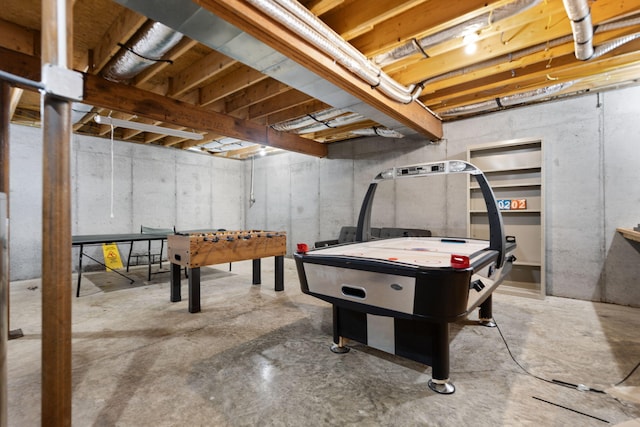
top-left (428, 322), bottom-right (455, 394)
top-left (330, 305), bottom-right (350, 354)
top-left (478, 294), bottom-right (496, 328)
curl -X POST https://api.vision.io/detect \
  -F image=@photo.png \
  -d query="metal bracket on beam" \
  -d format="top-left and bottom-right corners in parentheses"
top-left (41, 63), bottom-right (84, 101)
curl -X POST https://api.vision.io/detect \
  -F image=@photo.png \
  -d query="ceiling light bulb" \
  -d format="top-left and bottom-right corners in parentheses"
top-left (463, 33), bottom-right (480, 55)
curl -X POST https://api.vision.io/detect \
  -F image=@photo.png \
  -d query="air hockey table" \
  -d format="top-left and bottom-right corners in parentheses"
top-left (294, 160), bottom-right (517, 394)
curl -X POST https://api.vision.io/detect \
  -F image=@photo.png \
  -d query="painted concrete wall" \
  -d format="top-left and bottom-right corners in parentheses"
top-left (7, 85), bottom-right (640, 306)
top-left (8, 124), bottom-right (244, 280)
top-left (244, 86), bottom-right (640, 307)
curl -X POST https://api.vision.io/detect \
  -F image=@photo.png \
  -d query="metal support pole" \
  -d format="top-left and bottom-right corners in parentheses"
top-left (41, 0), bottom-right (73, 425)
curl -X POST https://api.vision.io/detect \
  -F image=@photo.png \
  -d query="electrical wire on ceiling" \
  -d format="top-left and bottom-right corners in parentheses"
top-left (271, 108), bottom-right (348, 132)
top-left (433, 2), bottom-right (640, 118)
top-left (101, 21), bottom-right (183, 83)
top-left (351, 127), bottom-right (404, 138)
top-left (373, 0), bottom-right (542, 67)
top-left (290, 112), bottom-right (365, 134)
top-left (439, 81), bottom-right (576, 117)
top-left (272, 107), bottom-right (405, 138)
top-left (420, 11), bottom-right (640, 93)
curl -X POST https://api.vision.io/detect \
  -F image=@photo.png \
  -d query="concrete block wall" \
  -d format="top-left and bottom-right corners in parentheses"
top-left (8, 124), bottom-right (244, 280)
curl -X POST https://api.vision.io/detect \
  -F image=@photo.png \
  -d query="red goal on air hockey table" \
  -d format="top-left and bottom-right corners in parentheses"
top-left (294, 160), bottom-right (517, 394)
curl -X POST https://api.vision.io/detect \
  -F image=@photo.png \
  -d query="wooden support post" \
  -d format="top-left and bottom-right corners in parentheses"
top-left (1, 78), bottom-right (11, 427)
top-left (41, 0), bottom-right (73, 425)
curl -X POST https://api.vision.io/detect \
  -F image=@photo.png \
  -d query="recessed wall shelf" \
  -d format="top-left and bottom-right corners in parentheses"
top-left (468, 138), bottom-right (545, 299)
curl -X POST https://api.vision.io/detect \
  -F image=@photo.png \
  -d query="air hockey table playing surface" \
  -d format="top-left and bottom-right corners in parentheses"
top-left (307, 236), bottom-right (489, 266)
top-left (296, 236), bottom-right (512, 322)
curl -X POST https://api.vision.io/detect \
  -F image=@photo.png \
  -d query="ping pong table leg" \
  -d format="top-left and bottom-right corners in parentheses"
top-left (274, 255), bottom-right (284, 291)
top-left (170, 262), bottom-right (181, 302)
top-left (126, 240), bottom-right (134, 272)
top-left (188, 267), bottom-right (201, 313)
top-left (76, 244), bottom-right (84, 298)
top-left (147, 239), bottom-right (152, 281)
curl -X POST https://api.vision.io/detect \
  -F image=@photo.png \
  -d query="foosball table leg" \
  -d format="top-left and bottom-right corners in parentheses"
top-left (252, 259), bottom-right (261, 285)
top-left (170, 262), bottom-right (181, 302)
top-left (275, 255), bottom-right (284, 291)
top-left (188, 267), bottom-right (201, 313)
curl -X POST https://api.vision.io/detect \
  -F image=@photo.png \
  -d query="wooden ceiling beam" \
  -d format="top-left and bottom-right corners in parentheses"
top-left (199, 65), bottom-right (267, 106)
top-left (429, 47), bottom-right (640, 113)
top-left (0, 46), bottom-right (327, 157)
top-left (169, 49), bottom-right (236, 97)
top-left (350, 0), bottom-right (510, 57)
top-left (90, 8), bottom-right (147, 73)
top-left (225, 78), bottom-right (291, 113)
top-left (304, 0), bottom-right (345, 17)
top-left (134, 38), bottom-right (199, 86)
top-left (321, 0), bottom-right (428, 41)
top-left (423, 26), bottom-right (640, 102)
top-left (83, 73), bottom-right (327, 157)
top-left (246, 89), bottom-right (313, 120)
top-left (0, 18), bottom-right (38, 55)
top-left (195, 0), bottom-right (442, 141)
top-left (260, 99), bottom-right (329, 126)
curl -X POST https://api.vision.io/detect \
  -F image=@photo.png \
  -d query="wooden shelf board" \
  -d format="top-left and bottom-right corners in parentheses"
top-left (617, 227), bottom-right (640, 243)
top-left (496, 282), bottom-right (545, 299)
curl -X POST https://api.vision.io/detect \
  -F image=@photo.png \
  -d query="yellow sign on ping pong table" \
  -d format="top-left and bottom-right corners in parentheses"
top-left (102, 243), bottom-right (123, 271)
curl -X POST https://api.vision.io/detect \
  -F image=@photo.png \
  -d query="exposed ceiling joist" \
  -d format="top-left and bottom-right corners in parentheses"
top-left (3, 0), bottom-right (640, 159)
top-left (0, 46), bottom-right (327, 158)
top-left (194, 0), bottom-right (443, 141)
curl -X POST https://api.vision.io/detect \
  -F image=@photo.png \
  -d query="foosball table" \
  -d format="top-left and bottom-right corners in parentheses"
top-left (168, 230), bottom-right (287, 313)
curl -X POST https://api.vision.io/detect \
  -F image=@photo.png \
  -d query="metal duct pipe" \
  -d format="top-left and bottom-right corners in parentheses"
top-left (440, 81), bottom-right (575, 117)
top-left (101, 22), bottom-right (183, 82)
top-left (351, 127), bottom-right (404, 138)
top-left (293, 112), bottom-right (364, 134)
top-left (248, 0), bottom-right (424, 104)
top-left (564, 1), bottom-right (640, 60)
top-left (563, 0), bottom-right (594, 60)
top-left (271, 108), bottom-right (348, 132)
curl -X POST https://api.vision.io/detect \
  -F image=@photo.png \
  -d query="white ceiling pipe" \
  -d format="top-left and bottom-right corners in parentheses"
top-left (440, 81), bottom-right (575, 117)
top-left (293, 113), bottom-right (364, 134)
top-left (102, 22), bottom-right (183, 82)
top-left (351, 127), bottom-right (404, 138)
top-left (94, 115), bottom-right (203, 140)
top-left (563, 0), bottom-right (594, 60)
top-left (271, 108), bottom-right (348, 132)
top-left (248, 0), bottom-right (424, 104)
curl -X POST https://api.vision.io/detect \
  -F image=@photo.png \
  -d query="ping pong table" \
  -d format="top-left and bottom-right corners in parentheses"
top-left (72, 232), bottom-right (169, 297)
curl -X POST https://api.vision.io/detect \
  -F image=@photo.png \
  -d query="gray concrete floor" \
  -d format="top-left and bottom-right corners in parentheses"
top-left (6, 258), bottom-right (640, 426)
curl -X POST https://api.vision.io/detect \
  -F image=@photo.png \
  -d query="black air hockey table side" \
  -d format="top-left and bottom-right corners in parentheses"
top-left (294, 160), bottom-right (517, 394)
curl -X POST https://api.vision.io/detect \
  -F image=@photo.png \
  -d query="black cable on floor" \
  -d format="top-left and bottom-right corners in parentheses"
top-left (493, 316), bottom-right (639, 393)
top-left (614, 361), bottom-right (640, 386)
